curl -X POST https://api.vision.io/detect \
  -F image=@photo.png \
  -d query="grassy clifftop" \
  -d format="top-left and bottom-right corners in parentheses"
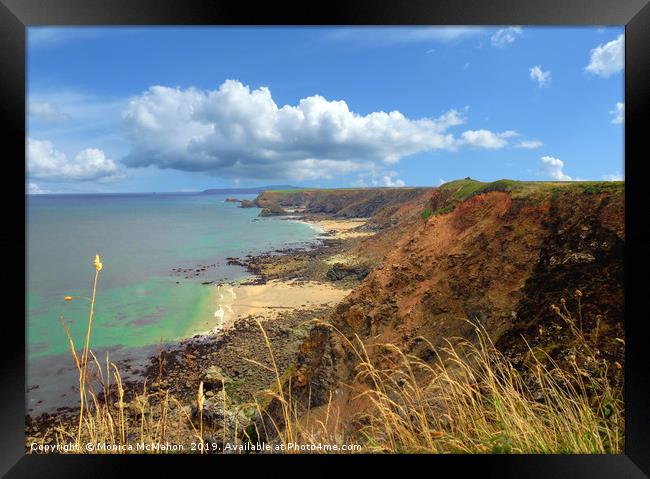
top-left (438, 177), bottom-right (624, 201)
top-left (419, 178), bottom-right (624, 219)
top-left (255, 187), bottom-right (431, 218)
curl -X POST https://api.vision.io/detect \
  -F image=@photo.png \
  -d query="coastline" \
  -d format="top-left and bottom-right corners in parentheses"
top-left (25, 182), bottom-right (626, 453)
top-left (26, 213), bottom-right (374, 446)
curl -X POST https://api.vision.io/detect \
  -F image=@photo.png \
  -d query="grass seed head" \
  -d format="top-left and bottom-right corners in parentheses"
top-left (94, 254), bottom-right (103, 272)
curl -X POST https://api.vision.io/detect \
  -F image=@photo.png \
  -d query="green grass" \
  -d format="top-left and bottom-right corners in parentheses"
top-left (265, 187), bottom-right (425, 194)
top-left (432, 205), bottom-right (455, 216)
top-left (265, 188), bottom-right (337, 194)
top-left (271, 179), bottom-right (623, 222)
top-left (422, 204), bottom-right (455, 220)
top-left (439, 178), bottom-right (624, 203)
top-left (577, 182), bottom-right (625, 194)
top-left (439, 178), bottom-right (522, 201)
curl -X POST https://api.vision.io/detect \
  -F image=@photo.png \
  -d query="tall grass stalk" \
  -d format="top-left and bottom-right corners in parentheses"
top-left (76, 254), bottom-right (102, 443)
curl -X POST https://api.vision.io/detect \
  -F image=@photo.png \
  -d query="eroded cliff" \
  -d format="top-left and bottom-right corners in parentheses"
top-left (255, 187), bottom-right (431, 220)
top-left (281, 179), bottom-right (624, 429)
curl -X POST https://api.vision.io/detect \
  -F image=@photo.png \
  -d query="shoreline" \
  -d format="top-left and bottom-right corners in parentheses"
top-left (302, 216), bottom-right (373, 240)
top-left (26, 213), bottom-right (374, 445)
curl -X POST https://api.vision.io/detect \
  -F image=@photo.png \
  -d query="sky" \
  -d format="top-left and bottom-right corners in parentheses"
top-left (26, 26), bottom-right (625, 194)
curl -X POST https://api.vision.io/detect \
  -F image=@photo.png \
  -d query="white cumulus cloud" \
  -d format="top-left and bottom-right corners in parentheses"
top-left (459, 130), bottom-right (511, 149)
top-left (28, 138), bottom-right (121, 182)
top-left (540, 155), bottom-right (571, 181)
top-left (381, 173), bottom-right (406, 187)
top-left (516, 140), bottom-right (543, 149)
top-left (491, 27), bottom-right (523, 48)
top-left (610, 102), bottom-right (624, 124)
top-left (499, 130), bottom-right (520, 139)
top-left (352, 169), bottom-right (406, 188)
top-left (586, 34), bottom-right (624, 78)
top-left (120, 80), bottom-right (518, 181)
top-left (530, 65), bottom-right (551, 87)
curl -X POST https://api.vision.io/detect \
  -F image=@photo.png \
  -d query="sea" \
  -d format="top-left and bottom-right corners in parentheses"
top-left (26, 192), bottom-right (321, 415)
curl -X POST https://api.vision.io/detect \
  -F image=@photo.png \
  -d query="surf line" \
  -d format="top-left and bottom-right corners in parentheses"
top-left (214, 283), bottom-right (236, 330)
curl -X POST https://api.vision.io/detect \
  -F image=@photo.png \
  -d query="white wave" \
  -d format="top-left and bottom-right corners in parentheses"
top-left (226, 285), bottom-right (236, 300)
top-left (291, 219), bottom-right (325, 234)
top-left (214, 306), bottom-right (225, 328)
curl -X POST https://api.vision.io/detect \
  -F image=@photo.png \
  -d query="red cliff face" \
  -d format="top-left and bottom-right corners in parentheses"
top-left (289, 183), bottom-right (625, 420)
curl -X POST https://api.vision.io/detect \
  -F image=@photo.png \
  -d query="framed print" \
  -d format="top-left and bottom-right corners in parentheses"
top-left (1, 0), bottom-right (649, 476)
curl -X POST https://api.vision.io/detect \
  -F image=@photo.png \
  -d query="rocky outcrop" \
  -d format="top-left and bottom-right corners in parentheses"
top-left (225, 198), bottom-right (257, 208)
top-left (259, 205), bottom-right (289, 217)
top-left (325, 263), bottom-right (369, 281)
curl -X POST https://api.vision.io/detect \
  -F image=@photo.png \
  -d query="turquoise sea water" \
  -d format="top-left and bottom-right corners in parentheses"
top-left (26, 193), bottom-right (319, 361)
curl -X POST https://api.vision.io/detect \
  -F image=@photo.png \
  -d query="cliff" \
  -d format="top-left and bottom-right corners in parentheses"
top-left (201, 185), bottom-right (302, 195)
top-left (254, 187), bottom-right (431, 220)
top-left (280, 179), bottom-right (625, 423)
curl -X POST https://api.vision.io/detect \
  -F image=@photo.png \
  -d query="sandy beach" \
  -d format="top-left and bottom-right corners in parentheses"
top-left (206, 216), bottom-right (372, 333)
top-left (307, 217), bottom-right (373, 239)
top-left (210, 279), bottom-right (352, 332)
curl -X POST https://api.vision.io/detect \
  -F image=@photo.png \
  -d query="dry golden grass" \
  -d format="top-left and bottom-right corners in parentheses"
top-left (242, 288), bottom-right (623, 454)
top-left (33, 256), bottom-right (623, 454)
top-left (228, 297), bottom-right (623, 454)
top-left (343, 325), bottom-right (623, 454)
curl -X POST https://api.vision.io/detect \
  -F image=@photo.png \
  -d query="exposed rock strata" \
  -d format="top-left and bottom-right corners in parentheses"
top-left (272, 182), bottom-right (625, 426)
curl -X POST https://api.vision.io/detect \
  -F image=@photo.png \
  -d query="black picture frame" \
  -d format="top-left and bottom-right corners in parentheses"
top-left (2, 0), bottom-right (648, 476)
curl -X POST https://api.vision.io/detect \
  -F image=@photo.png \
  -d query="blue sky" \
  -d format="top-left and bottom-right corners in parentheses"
top-left (27, 26), bottom-right (624, 193)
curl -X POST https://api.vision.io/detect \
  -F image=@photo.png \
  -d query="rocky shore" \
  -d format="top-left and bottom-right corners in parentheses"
top-left (25, 213), bottom-right (373, 450)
